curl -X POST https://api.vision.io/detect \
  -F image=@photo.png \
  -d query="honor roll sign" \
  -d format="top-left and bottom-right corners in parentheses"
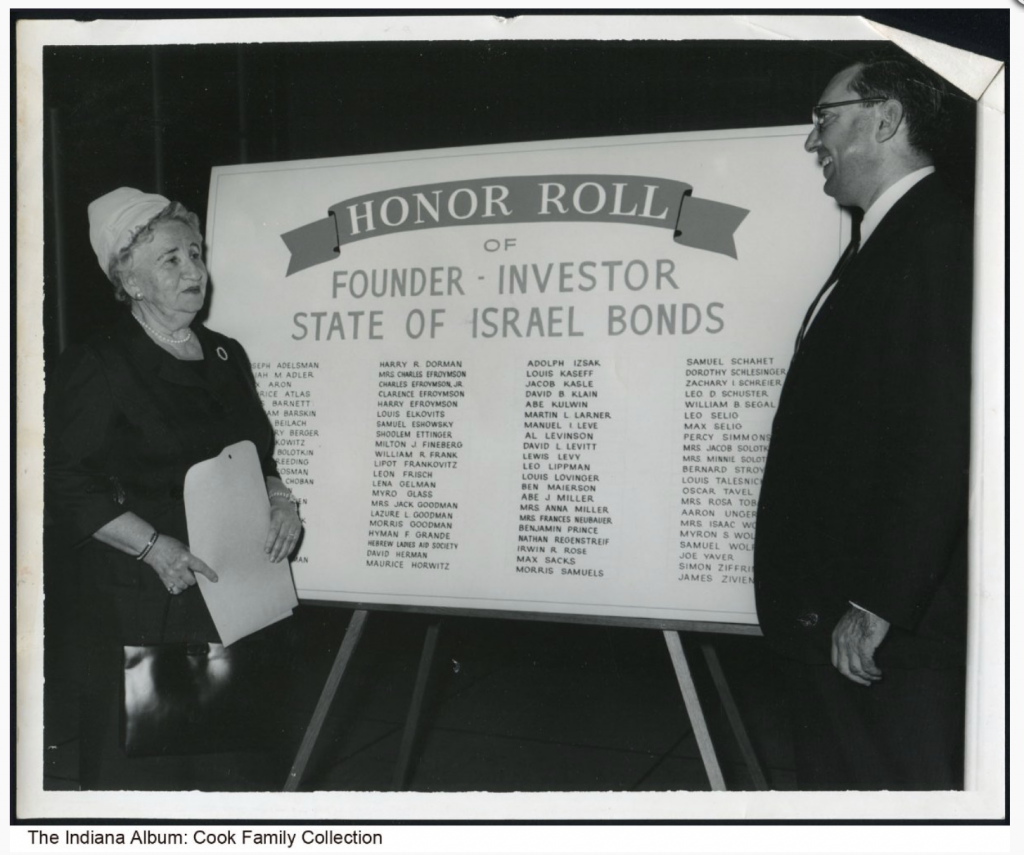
top-left (205, 129), bottom-right (846, 627)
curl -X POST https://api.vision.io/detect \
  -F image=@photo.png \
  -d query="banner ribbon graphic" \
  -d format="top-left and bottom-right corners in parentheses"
top-left (281, 175), bottom-right (749, 276)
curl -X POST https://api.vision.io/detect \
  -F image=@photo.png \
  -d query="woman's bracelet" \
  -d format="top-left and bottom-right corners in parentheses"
top-left (268, 489), bottom-right (298, 506)
top-left (136, 530), bottom-right (159, 561)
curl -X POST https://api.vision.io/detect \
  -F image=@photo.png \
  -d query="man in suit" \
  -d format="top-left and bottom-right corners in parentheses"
top-left (754, 57), bottom-right (972, 789)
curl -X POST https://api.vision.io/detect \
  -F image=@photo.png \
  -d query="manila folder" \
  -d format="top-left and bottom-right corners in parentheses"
top-left (184, 440), bottom-right (298, 646)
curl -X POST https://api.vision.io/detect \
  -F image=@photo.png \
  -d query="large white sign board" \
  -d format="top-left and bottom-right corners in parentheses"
top-left (206, 128), bottom-right (846, 626)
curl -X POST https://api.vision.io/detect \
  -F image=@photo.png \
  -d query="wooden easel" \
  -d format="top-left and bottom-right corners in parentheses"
top-left (284, 607), bottom-right (767, 792)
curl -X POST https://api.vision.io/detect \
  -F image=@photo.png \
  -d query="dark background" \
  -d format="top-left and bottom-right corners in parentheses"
top-left (40, 12), bottom-right (1004, 360)
top-left (31, 12), bottom-right (1007, 792)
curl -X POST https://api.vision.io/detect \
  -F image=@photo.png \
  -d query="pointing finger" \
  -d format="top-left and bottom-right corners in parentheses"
top-left (190, 556), bottom-right (218, 583)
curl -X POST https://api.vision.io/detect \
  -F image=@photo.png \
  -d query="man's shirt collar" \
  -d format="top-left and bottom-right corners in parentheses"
top-left (860, 165), bottom-right (935, 246)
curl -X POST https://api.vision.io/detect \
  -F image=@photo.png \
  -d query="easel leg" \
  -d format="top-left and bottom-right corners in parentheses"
top-left (700, 640), bottom-right (769, 790)
top-left (283, 609), bottom-right (369, 792)
top-left (663, 630), bottom-right (727, 791)
top-left (392, 619), bottom-right (442, 790)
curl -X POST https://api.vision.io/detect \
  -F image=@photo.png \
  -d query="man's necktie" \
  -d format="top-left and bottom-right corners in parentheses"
top-left (793, 217), bottom-right (862, 353)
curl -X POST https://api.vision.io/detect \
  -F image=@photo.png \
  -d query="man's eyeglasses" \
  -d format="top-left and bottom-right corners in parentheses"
top-left (811, 98), bottom-right (887, 130)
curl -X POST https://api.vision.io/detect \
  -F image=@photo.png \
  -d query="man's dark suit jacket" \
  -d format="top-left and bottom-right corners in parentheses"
top-left (754, 173), bottom-right (972, 669)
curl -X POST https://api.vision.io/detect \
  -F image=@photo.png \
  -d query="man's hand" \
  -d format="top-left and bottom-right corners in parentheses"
top-left (831, 607), bottom-right (891, 686)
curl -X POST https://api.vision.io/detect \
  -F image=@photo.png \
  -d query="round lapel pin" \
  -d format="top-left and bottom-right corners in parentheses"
top-left (216, 346), bottom-right (229, 361)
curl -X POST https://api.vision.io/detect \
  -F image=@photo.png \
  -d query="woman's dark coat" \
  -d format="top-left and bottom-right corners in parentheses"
top-left (47, 312), bottom-right (279, 644)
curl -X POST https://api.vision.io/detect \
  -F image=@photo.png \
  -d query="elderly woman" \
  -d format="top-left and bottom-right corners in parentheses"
top-left (46, 187), bottom-right (302, 789)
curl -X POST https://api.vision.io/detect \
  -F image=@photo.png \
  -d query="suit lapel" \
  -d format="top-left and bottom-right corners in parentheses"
top-left (845, 173), bottom-right (940, 275)
top-left (798, 175), bottom-right (942, 352)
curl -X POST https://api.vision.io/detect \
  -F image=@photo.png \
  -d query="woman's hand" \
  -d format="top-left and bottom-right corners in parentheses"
top-left (265, 496), bottom-right (302, 563)
top-left (144, 533), bottom-right (218, 595)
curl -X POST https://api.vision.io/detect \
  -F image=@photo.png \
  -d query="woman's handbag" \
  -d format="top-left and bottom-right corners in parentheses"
top-left (121, 633), bottom-right (282, 758)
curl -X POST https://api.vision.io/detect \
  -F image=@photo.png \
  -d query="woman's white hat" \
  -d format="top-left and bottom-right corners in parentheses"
top-left (87, 187), bottom-right (170, 273)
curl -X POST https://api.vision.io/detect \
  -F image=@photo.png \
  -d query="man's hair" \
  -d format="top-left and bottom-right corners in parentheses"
top-left (848, 57), bottom-right (950, 158)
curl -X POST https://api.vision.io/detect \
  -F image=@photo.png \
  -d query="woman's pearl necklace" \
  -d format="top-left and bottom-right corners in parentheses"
top-left (133, 312), bottom-right (192, 345)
